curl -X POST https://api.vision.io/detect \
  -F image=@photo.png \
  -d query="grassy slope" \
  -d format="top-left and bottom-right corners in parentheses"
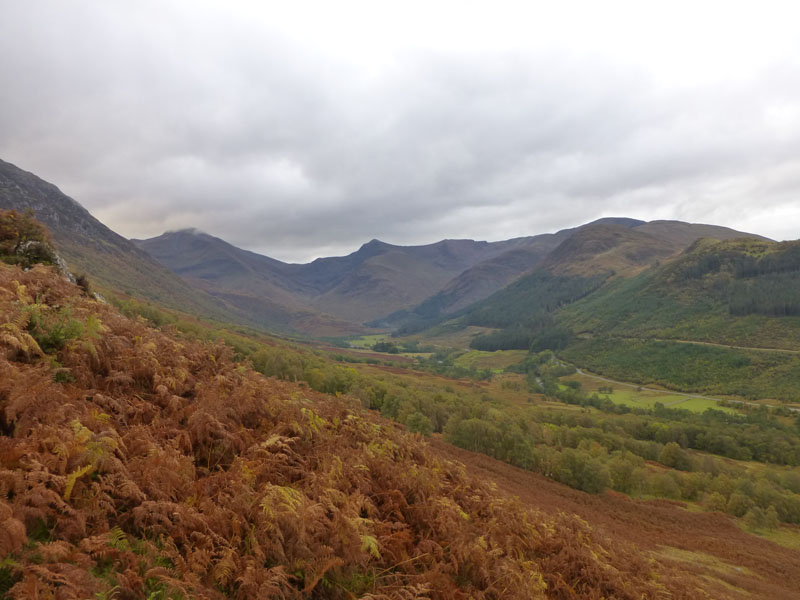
top-left (5, 256), bottom-right (797, 597)
top-left (561, 338), bottom-right (800, 401)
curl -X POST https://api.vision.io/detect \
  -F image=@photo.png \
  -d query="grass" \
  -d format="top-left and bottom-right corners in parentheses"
top-left (347, 334), bottom-right (392, 349)
top-left (670, 397), bottom-right (736, 413)
top-left (412, 325), bottom-right (499, 349)
top-left (752, 526), bottom-right (800, 551)
top-left (653, 546), bottom-right (753, 578)
top-left (561, 372), bottom-right (741, 415)
top-left (561, 337), bottom-right (800, 402)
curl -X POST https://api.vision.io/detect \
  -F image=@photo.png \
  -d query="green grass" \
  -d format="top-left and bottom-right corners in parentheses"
top-left (347, 334), bottom-right (392, 349)
top-left (668, 397), bottom-right (735, 413)
top-left (752, 526), bottom-right (800, 550)
top-left (561, 372), bottom-right (740, 414)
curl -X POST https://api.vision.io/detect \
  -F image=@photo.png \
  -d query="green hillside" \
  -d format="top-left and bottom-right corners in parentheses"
top-left (558, 238), bottom-right (800, 350)
top-left (403, 234), bottom-right (800, 402)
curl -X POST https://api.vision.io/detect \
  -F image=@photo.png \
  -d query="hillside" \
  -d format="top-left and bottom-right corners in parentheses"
top-left (559, 237), bottom-right (800, 346)
top-left (135, 230), bottom-right (535, 328)
top-left (407, 221), bottom-right (763, 349)
top-left (555, 238), bottom-right (800, 398)
top-left (0, 159), bottom-right (232, 323)
top-left (0, 259), bottom-right (726, 599)
top-left (388, 218), bottom-right (761, 334)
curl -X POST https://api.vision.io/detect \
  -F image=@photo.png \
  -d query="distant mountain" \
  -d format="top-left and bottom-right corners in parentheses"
top-left (3, 156), bottom-right (776, 344)
top-left (135, 230), bottom-right (537, 327)
top-left (403, 217), bottom-right (650, 320)
top-left (538, 220), bottom-right (766, 276)
top-left (0, 159), bottom-right (232, 320)
top-left (137, 216), bottom-right (769, 338)
top-left (371, 231), bottom-right (573, 330)
top-left (388, 218), bottom-right (766, 334)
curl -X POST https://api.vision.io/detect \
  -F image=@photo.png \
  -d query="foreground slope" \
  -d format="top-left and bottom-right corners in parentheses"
top-left (433, 440), bottom-right (800, 600)
top-left (0, 262), bottom-right (715, 599)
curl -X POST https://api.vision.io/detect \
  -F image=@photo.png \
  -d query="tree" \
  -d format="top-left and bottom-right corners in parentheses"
top-left (405, 412), bottom-right (433, 437)
top-left (764, 505), bottom-right (780, 531)
top-left (744, 507), bottom-right (766, 531)
top-left (727, 493), bottom-right (753, 518)
top-left (704, 492), bottom-right (727, 512)
top-left (659, 442), bottom-right (693, 471)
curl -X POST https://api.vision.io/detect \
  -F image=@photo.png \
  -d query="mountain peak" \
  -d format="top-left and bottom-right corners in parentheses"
top-left (172, 227), bottom-right (207, 236)
top-left (587, 217), bottom-right (647, 228)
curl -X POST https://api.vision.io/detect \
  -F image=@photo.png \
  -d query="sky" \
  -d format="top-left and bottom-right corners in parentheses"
top-left (2, 1), bottom-right (800, 262)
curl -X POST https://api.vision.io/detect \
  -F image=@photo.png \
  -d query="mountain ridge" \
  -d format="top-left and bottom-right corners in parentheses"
top-left (0, 159), bottom-right (237, 322)
top-left (134, 228), bottom-right (542, 328)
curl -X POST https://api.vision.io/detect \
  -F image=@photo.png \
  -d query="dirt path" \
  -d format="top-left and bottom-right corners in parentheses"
top-left (429, 438), bottom-right (800, 600)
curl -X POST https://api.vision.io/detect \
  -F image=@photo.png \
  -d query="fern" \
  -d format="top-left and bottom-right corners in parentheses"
top-left (212, 548), bottom-right (236, 587)
top-left (63, 464), bottom-right (93, 501)
top-left (0, 256), bottom-right (722, 600)
top-left (260, 484), bottom-right (303, 521)
top-left (107, 526), bottom-right (129, 551)
top-left (360, 534), bottom-right (381, 560)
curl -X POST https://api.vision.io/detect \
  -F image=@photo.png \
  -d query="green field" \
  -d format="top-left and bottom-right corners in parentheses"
top-left (562, 372), bottom-right (740, 414)
top-left (347, 333), bottom-right (392, 348)
top-left (452, 349), bottom-right (528, 372)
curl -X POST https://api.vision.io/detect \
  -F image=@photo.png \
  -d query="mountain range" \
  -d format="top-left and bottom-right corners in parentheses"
top-left (134, 218), bottom-right (767, 335)
top-left (0, 157), bottom-right (776, 341)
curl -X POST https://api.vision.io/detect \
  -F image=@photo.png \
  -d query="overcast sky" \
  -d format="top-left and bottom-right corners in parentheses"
top-left (2, 1), bottom-right (800, 262)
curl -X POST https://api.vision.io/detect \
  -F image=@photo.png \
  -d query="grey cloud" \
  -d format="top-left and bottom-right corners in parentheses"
top-left (1, 3), bottom-right (800, 262)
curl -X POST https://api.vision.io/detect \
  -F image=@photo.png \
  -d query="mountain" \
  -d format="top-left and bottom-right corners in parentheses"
top-left (412, 220), bottom-right (767, 347)
top-left (135, 229), bottom-right (538, 328)
top-left (0, 158), bottom-right (232, 321)
top-left (376, 218), bottom-right (651, 328)
top-left (374, 230), bottom-right (573, 328)
top-left (554, 236), bottom-right (800, 400)
top-left (560, 236), bottom-right (800, 348)
top-left (0, 159), bottom-right (366, 336)
top-left (438, 227), bottom-right (800, 402)
top-left (388, 218), bottom-right (765, 334)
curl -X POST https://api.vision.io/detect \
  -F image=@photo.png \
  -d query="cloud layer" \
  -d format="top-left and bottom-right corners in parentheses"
top-left (2, 1), bottom-right (800, 261)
